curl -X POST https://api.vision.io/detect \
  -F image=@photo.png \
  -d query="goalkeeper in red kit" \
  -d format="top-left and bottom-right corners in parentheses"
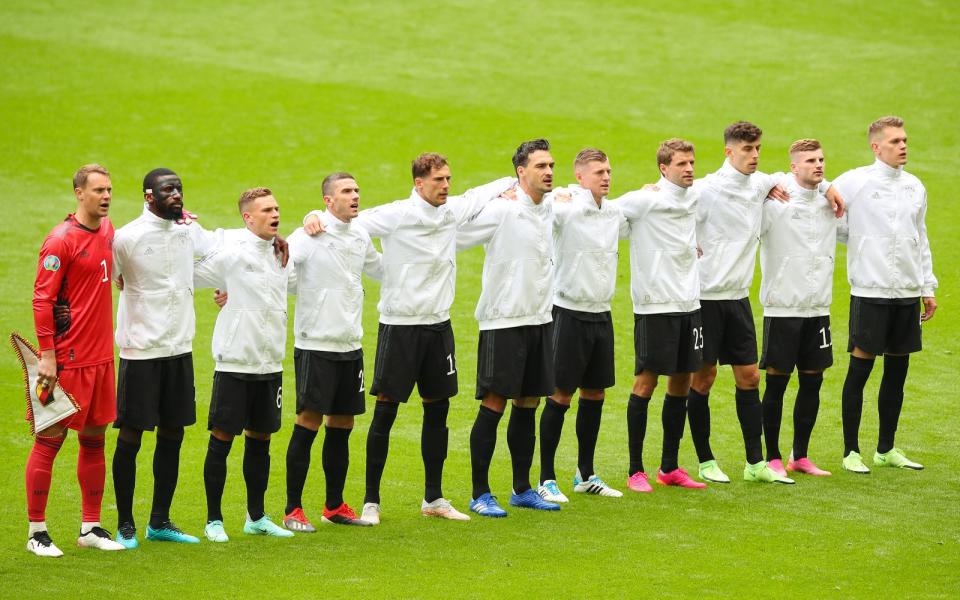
top-left (26, 164), bottom-right (125, 557)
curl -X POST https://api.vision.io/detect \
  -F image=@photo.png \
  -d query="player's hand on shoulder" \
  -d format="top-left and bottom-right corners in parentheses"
top-left (304, 215), bottom-right (326, 236)
top-left (176, 210), bottom-right (199, 225)
top-left (767, 184), bottom-right (790, 202)
top-left (499, 186), bottom-right (518, 201)
top-left (115, 274), bottom-right (124, 290)
top-left (641, 183), bottom-right (660, 192)
top-left (274, 235), bottom-right (290, 267)
top-left (826, 186), bottom-right (845, 218)
top-left (551, 188), bottom-right (573, 203)
top-left (214, 289), bottom-right (228, 309)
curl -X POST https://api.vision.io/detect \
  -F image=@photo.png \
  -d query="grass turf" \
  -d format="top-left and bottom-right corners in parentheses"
top-left (0, 1), bottom-right (958, 597)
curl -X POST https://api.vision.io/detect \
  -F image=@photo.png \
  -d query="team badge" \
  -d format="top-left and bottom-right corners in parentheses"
top-left (43, 256), bottom-right (60, 271)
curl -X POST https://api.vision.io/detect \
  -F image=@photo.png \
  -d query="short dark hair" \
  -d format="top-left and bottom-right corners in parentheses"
top-left (512, 138), bottom-right (551, 170)
top-left (238, 187), bottom-right (272, 213)
top-left (322, 172), bottom-right (356, 197)
top-left (73, 164), bottom-right (110, 189)
top-left (143, 167), bottom-right (177, 193)
top-left (656, 138), bottom-right (695, 166)
top-left (411, 153), bottom-right (448, 180)
top-left (723, 121), bottom-right (762, 145)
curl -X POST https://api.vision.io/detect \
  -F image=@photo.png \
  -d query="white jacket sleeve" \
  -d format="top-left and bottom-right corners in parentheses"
top-left (112, 232), bottom-right (129, 283)
top-left (612, 190), bottom-right (655, 221)
top-left (457, 201), bottom-right (505, 250)
top-left (362, 237), bottom-right (384, 281)
top-left (286, 260), bottom-right (298, 296)
top-left (190, 223), bottom-right (224, 258)
top-left (193, 249), bottom-right (228, 290)
top-left (450, 177), bottom-right (517, 225)
top-left (917, 191), bottom-right (938, 296)
top-left (354, 203), bottom-right (403, 238)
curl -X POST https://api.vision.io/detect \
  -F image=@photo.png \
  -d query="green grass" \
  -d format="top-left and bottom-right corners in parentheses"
top-left (1, 1), bottom-right (958, 597)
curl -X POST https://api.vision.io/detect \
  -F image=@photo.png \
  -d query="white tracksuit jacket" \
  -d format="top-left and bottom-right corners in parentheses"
top-left (304, 177), bottom-right (515, 326)
top-left (193, 228), bottom-right (296, 374)
top-left (833, 159), bottom-right (937, 299)
top-left (615, 177), bottom-right (701, 315)
top-left (288, 211), bottom-right (383, 353)
top-left (694, 160), bottom-right (782, 300)
top-left (458, 188), bottom-right (554, 330)
top-left (113, 206), bottom-right (222, 359)
top-left (551, 185), bottom-right (629, 313)
top-left (759, 175), bottom-right (838, 317)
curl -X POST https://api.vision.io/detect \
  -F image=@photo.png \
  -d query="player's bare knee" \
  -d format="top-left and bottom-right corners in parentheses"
top-left (244, 430), bottom-right (271, 441)
top-left (666, 373), bottom-right (692, 396)
top-left (37, 422), bottom-right (68, 439)
top-left (734, 366), bottom-right (761, 390)
top-left (325, 414), bottom-right (354, 429)
top-left (481, 394), bottom-right (507, 413)
top-left (211, 428), bottom-right (234, 442)
top-left (296, 409), bottom-right (324, 431)
top-left (632, 372), bottom-right (658, 397)
top-left (691, 364), bottom-right (717, 393)
top-left (579, 388), bottom-right (605, 401)
top-left (551, 388), bottom-right (574, 405)
top-left (513, 397), bottom-right (540, 408)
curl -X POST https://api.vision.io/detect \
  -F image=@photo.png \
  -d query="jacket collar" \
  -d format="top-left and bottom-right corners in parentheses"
top-left (656, 176), bottom-right (688, 197)
top-left (570, 185), bottom-right (605, 209)
top-left (239, 226), bottom-right (275, 248)
top-left (874, 158), bottom-right (903, 179)
top-left (719, 158), bottom-right (752, 185)
top-left (141, 204), bottom-right (174, 228)
top-left (320, 209), bottom-right (352, 231)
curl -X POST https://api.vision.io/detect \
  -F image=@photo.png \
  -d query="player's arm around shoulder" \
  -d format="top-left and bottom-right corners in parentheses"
top-left (456, 197), bottom-right (508, 251)
top-left (451, 176), bottom-right (518, 224)
top-left (361, 229), bottom-right (384, 281)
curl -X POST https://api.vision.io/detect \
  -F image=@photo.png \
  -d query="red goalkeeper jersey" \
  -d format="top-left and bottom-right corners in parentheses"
top-left (33, 214), bottom-right (115, 369)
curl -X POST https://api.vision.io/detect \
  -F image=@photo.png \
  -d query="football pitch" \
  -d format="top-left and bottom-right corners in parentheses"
top-left (1, 1), bottom-right (958, 597)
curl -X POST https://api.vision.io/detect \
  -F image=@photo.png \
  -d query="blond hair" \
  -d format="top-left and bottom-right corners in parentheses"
top-left (868, 116), bottom-right (904, 140)
top-left (73, 164), bottom-right (110, 189)
top-left (789, 139), bottom-right (822, 155)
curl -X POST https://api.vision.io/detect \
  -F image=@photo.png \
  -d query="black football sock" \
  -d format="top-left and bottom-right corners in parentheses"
top-left (576, 398), bottom-right (603, 479)
top-left (762, 373), bottom-right (790, 461)
top-left (285, 424), bottom-right (317, 514)
top-left (507, 404), bottom-right (537, 494)
top-left (538, 397), bottom-right (569, 483)
top-left (793, 372), bottom-right (824, 459)
top-left (112, 435), bottom-right (141, 528)
top-left (243, 436), bottom-right (271, 522)
top-left (203, 435), bottom-right (233, 523)
top-left (364, 401), bottom-right (398, 505)
top-left (322, 426), bottom-right (352, 511)
top-left (687, 388), bottom-right (714, 462)
top-left (149, 428), bottom-right (184, 529)
top-left (421, 399), bottom-right (449, 503)
top-left (842, 356), bottom-right (875, 456)
top-left (877, 355), bottom-right (909, 454)
top-left (735, 387), bottom-right (764, 464)
top-left (627, 394), bottom-right (650, 475)
top-left (660, 394), bottom-right (687, 473)
top-left (470, 405), bottom-right (503, 499)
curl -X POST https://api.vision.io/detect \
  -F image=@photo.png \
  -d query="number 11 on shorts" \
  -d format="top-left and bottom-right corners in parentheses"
top-left (446, 353), bottom-right (456, 376)
top-left (819, 326), bottom-right (832, 349)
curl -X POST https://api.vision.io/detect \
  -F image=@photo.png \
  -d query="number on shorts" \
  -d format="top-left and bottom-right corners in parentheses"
top-left (358, 368), bottom-right (365, 393)
top-left (819, 326), bottom-right (832, 349)
top-left (445, 353), bottom-right (456, 376)
top-left (276, 386), bottom-right (282, 408)
top-left (100, 259), bottom-right (109, 283)
top-left (692, 326), bottom-right (704, 350)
